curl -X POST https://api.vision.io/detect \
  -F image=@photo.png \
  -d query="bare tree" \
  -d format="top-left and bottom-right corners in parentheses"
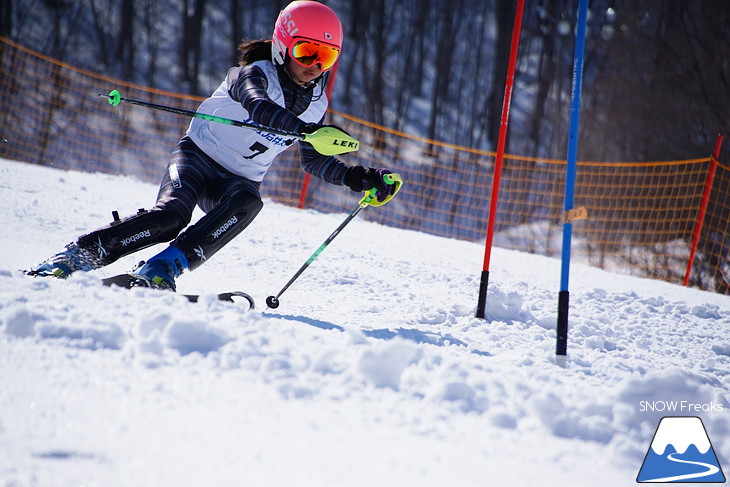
top-left (181, 0), bottom-right (207, 94)
top-left (0, 0), bottom-right (12, 36)
top-left (117, 0), bottom-right (135, 79)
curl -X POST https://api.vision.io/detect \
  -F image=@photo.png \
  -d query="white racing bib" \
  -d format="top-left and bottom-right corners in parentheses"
top-left (186, 61), bottom-right (327, 182)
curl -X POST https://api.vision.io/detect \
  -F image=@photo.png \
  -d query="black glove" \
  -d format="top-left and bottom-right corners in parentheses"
top-left (344, 166), bottom-right (395, 201)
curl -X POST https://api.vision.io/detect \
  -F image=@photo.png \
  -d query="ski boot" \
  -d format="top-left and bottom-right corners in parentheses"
top-left (27, 243), bottom-right (97, 278)
top-left (130, 246), bottom-right (189, 292)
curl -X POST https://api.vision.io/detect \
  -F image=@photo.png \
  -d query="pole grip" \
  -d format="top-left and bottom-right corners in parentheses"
top-left (359, 173), bottom-right (403, 207)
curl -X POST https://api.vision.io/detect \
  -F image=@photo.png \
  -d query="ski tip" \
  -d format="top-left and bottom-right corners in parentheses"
top-left (218, 291), bottom-right (255, 310)
top-left (184, 292), bottom-right (254, 310)
top-left (24, 267), bottom-right (70, 279)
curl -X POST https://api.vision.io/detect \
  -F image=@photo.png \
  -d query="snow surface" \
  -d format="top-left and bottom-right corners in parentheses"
top-left (1, 157), bottom-right (728, 486)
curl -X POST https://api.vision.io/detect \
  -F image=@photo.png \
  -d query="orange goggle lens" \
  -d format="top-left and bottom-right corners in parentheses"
top-left (290, 40), bottom-right (340, 71)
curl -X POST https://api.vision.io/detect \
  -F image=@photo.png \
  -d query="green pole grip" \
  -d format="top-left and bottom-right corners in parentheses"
top-left (108, 90), bottom-right (121, 106)
top-left (359, 173), bottom-right (403, 207)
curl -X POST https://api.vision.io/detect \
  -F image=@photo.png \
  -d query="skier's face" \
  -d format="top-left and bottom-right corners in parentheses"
top-left (285, 58), bottom-right (322, 86)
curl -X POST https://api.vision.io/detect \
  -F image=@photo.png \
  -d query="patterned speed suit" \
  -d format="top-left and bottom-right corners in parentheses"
top-left (74, 60), bottom-right (350, 271)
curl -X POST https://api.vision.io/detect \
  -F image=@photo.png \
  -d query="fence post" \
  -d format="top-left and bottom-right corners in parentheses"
top-left (683, 133), bottom-right (724, 287)
top-left (297, 63), bottom-right (340, 209)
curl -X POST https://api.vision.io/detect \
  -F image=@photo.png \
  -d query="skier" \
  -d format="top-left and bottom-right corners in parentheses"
top-left (28, 0), bottom-right (395, 291)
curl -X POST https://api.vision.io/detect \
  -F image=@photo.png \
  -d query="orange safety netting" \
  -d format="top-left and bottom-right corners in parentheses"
top-left (2, 37), bottom-right (728, 293)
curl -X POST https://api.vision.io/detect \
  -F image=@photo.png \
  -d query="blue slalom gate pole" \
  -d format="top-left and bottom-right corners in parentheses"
top-left (556, 0), bottom-right (589, 357)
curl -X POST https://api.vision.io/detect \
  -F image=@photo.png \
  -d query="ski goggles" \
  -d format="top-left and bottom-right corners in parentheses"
top-left (289, 39), bottom-right (340, 71)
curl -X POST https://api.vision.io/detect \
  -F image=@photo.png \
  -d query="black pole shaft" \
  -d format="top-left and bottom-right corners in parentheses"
top-left (475, 270), bottom-right (489, 319)
top-left (556, 290), bottom-right (570, 356)
top-left (268, 204), bottom-right (366, 306)
top-left (103, 93), bottom-right (303, 139)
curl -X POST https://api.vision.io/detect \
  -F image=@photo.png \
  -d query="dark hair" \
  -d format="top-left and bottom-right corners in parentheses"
top-left (238, 39), bottom-right (273, 66)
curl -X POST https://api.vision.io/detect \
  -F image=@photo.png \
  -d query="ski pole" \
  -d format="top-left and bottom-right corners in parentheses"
top-left (98, 90), bottom-right (360, 156)
top-left (266, 173), bottom-right (403, 309)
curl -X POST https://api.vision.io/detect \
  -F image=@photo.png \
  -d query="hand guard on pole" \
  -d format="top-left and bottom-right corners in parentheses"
top-left (344, 166), bottom-right (400, 204)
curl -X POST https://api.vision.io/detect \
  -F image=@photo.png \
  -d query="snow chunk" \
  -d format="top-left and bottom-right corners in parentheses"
top-left (359, 340), bottom-right (422, 389)
top-left (691, 304), bottom-right (721, 319)
top-left (432, 381), bottom-right (488, 413)
top-left (712, 343), bottom-right (730, 356)
top-left (163, 320), bottom-right (230, 356)
top-left (2, 306), bottom-right (41, 338)
top-left (487, 285), bottom-right (536, 324)
top-left (37, 322), bottom-right (125, 349)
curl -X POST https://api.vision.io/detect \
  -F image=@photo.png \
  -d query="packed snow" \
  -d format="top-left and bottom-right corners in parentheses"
top-left (1, 157), bottom-right (728, 486)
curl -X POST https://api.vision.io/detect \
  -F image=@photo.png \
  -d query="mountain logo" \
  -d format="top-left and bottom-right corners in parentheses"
top-left (637, 416), bottom-right (726, 483)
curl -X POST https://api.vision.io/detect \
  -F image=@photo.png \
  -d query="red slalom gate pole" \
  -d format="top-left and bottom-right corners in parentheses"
top-left (297, 174), bottom-right (312, 209)
top-left (476, 0), bottom-right (526, 319)
top-left (684, 133), bottom-right (724, 286)
top-left (298, 63), bottom-right (340, 209)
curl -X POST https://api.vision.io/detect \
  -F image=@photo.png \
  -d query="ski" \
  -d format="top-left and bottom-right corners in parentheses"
top-left (101, 273), bottom-right (255, 309)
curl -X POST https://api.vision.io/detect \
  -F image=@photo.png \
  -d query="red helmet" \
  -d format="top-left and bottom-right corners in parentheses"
top-left (272, 1), bottom-right (343, 72)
